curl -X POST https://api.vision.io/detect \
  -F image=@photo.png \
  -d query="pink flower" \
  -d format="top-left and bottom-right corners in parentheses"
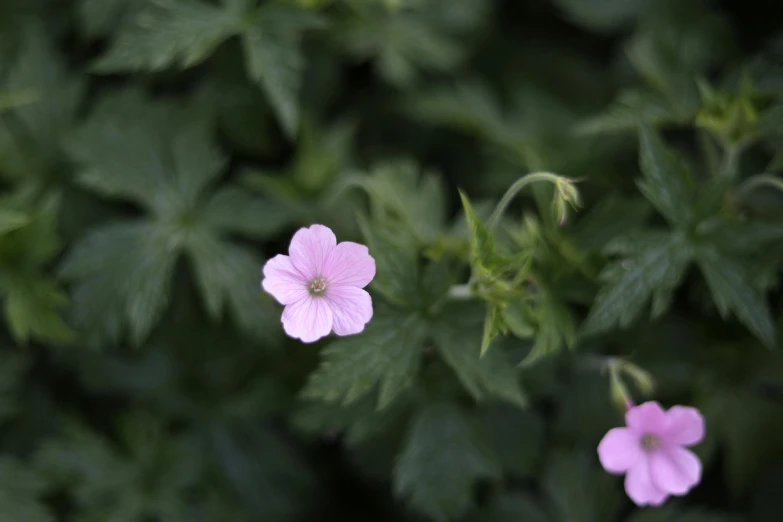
top-left (261, 224), bottom-right (376, 343)
top-left (597, 401), bottom-right (705, 507)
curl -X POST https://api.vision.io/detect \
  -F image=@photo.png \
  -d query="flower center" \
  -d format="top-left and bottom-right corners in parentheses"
top-left (309, 277), bottom-right (327, 296)
top-left (640, 433), bottom-right (662, 452)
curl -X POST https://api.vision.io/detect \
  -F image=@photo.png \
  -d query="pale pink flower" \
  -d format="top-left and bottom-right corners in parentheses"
top-left (597, 401), bottom-right (705, 507)
top-left (261, 224), bottom-right (376, 343)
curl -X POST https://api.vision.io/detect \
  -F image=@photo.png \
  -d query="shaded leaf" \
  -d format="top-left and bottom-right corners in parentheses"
top-left (302, 309), bottom-right (428, 409)
top-left (696, 246), bottom-right (775, 348)
top-left (432, 303), bottom-right (527, 407)
top-left (637, 124), bottom-right (694, 227)
top-left (582, 231), bottom-right (692, 336)
top-left (0, 457), bottom-right (53, 522)
top-left (393, 401), bottom-right (501, 521)
top-left (542, 449), bottom-right (621, 522)
top-left (92, 0), bottom-right (240, 72)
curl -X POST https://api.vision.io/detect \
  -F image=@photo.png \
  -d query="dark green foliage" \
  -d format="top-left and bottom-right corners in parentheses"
top-left (1, 0), bottom-right (783, 521)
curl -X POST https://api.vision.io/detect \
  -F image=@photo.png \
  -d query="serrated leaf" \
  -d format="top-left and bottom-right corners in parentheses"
top-left (459, 190), bottom-right (493, 269)
top-left (0, 457), bottom-right (54, 522)
top-left (353, 161), bottom-right (447, 245)
top-left (432, 303), bottom-right (527, 407)
top-left (5, 275), bottom-right (75, 345)
top-left (480, 304), bottom-right (506, 356)
top-left (36, 414), bottom-right (203, 522)
top-left (243, 3), bottom-right (321, 139)
top-left (0, 25), bottom-right (83, 182)
top-left (695, 246), bottom-right (775, 348)
top-left (92, 0), bottom-right (240, 72)
top-left (184, 229), bottom-right (277, 341)
top-left (571, 196), bottom-right (652, 251)
top-left (336, 0), bottom-right (487, 87)
top-left (68, 89), bottom-right (221, 214)
top-left (358, 217), bottom-right (421, 307)
top-left (578, 90), bottom-right (684, 136)
top-left (60, 221), bottom-right (178, 346)
top-left (702, 218), bottom-right (783, 255)
top-left (393, 401), bottom-right (501, 522)
top-left (302, 310), bottom-right (428, 409)
top-left (582, 232), bottom-right (691, 336)
top-left (637, 124), bottom-right (694, 227)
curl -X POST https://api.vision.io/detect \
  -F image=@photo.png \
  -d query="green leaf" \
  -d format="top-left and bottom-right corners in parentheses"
top-left (542, 449), bottom-right (621, 522)
top-left (92, 0), bottom-right (240, 72)
top-left (0, 207), bottom-right (29, 235)
top-left (67, 89), bottom-right (221, 213)
top-left (459, 189), bottom-right (494, 271)
top-left (695, 246), bottom-right (775, 348)
top-left (582, 231), bottom-right (692, 336)
top-left (637, 124), bottom-right (694, 228)
top-left (358, 217), bottom-right (421, 307)
top-left (571, 196), bottom-right (652, 251)
top-left (552, 0), bottom-right (644, 32)
top-left (480, 304), bottom-right (506, 356)
top-left (201, 187), bottom-right (295, 239)
top-left (77, 0), bottom-right (140, 38)
top-left (701, 218), bottom-right (783, 255)
top-left (63, 89), bottom-right (269, 346)
top-left (393, 401), bottom-right (501, 522)
top-left (184, 229), bottom-right (276, 341)
top-left (578, 90), bottom-right (686, 136)
top-left (352, 161), bottom-right (447, 245)
top-left (36, 413), bottom-right (202, 522)
top-left (301, 309), bottom-right (428, 409)
top-left (432, 303), bottom-right (527, 407)
top-left (336, 0), bottom-right (488, 87)
top-left (521, 289), bottom-right (577, 366)
top-left (60, 221), bottom-right (179, 346)
top-left (4, 275), bottom-right (75, 345)
top-left (0, 89), bottom-right (38, 113)
top-left (242, 3), bottom-right (320, 139)
top-left (0, 25), bottom-right (84, 183)
top-left (0, 457), bottom-right (54, 522)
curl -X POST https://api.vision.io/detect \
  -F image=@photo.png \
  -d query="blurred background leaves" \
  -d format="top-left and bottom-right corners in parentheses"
top-left (0, 0), bottom-right (782, 521)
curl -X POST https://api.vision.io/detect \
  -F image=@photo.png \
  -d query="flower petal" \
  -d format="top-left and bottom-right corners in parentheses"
top-left (663, 406), bottom-right (705, 446)
top-left (281, 296), bottom-right (333, 343)
top-left (288, 224), bottom-right (337, 281)
top-left (261, 255), bottom-right (308, 305)
top-left (626, 401), bottom-right (668, 435)
top-left (624, 455), bottom-right (670, 507)
top-left (598, 428), bottom-right (642, 474)
top-left (322, 241), bottom-right (376, 289)
top-left (649, 446), bottom-right (701, 495)
top-left (326, 286), bottom-right (373, 336)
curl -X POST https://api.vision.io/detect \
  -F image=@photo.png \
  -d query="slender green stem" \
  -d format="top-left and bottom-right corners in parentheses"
top-left (485, 172), bottom-right (563, 231)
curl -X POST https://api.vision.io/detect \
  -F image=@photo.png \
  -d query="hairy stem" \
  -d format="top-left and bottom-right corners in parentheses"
top-left (485, 171), bottom-right (564, 231)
